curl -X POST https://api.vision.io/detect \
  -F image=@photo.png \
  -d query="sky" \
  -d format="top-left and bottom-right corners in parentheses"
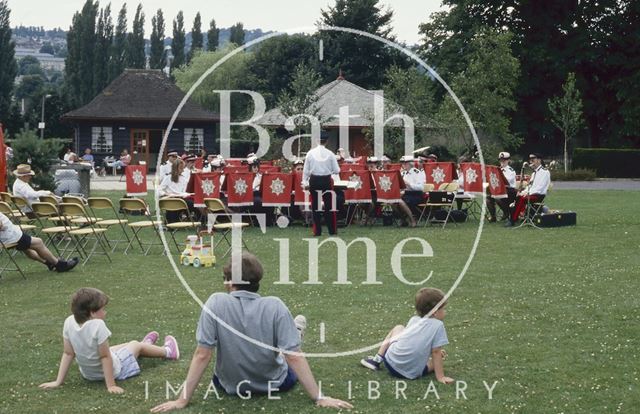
top-left (8, 0), bottom-right (444, 45)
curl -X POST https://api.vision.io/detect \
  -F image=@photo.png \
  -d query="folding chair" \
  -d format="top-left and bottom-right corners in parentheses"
top-left (31, 202), bottom-right (79, 257)
top-left (416, 184), bottom-right (435, 225)
top-left (158, 198), bottom-right (201, 252)
top-left (39, 194), bottom-right (59, 205)
top-left (516, 197), bottom-right (545, 229)
top-left (424, 182), bottom-right (459, 229)
top-left (9, 195), bottom-right (37, 224)
top-left (87, 197), bottom-right (131, 252)
top-left (59, 203), bottom-right (111, 265)
top-left (0, 239), bottom-right (26, 281)
top-left (204, 198), bottom-right (249, 258)
top-left (0, 201), bottom-right (37, 234)
top-left (119, 198), bottom-right (163, 255)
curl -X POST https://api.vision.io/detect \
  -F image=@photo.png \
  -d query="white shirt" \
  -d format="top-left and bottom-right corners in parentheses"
top-left (527, 165), bottom-right (551, 195)
top-left (303, 144), bottom-right (340, 183)
top-left (0, 212), bottom-right (22, 245)
top-left (62, 315), bottom-right (122, 381)
top-left (402, 167), bottom-right (426, 192)
top-left (158, 162), bottom-right (172, 177)
top-left (252, 172), bottom-right (262, 192)
top-left (501, 165), bottom-right (516, 188)
top-left (12, 178), bottom-right (50, 212)
top-left (158, 174), bottom-right (190, 197)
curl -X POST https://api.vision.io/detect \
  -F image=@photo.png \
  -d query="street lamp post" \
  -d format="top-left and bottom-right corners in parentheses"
top-left (39, 94), bottom-right (52, 139)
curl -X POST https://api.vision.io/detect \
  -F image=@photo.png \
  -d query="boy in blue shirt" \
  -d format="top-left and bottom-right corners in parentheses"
top-left (360, 287), bottom-right (454, 384)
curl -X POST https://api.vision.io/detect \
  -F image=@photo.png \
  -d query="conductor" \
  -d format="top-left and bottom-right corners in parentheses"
top-left (303, 131), bottom-right (340, 236)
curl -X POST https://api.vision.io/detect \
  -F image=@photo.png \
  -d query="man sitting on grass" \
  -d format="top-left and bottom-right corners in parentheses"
top-left (151, 252), bottom-right (353, 412)
top-left (0, 212), bottom-right (78, 272)
top-left (360, 287), bottom-right (454, 384)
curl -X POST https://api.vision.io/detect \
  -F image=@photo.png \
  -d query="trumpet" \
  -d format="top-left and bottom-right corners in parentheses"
top-left (518, 161), bottom-right (529, 191)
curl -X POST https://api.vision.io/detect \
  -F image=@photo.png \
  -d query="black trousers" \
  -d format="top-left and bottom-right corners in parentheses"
top-left (309, 175), bottom-right (337, 236)
top-left (487, 187), bottom-right (517, 219)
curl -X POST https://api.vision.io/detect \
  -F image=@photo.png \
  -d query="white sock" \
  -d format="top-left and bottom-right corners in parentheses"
top-left (372, 354), bottom-right (383, 363)
top-left (164, 346), bottom-right (171, 358)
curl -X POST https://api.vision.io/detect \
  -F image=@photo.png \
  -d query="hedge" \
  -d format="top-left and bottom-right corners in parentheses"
top-left (573, 148), bottom-right (640, 178)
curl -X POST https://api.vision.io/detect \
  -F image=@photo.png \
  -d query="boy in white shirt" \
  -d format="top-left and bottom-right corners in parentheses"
top-left (360, 288), bottom-right (454, 384)
top-left (39, 288), bottom-right (180, 394)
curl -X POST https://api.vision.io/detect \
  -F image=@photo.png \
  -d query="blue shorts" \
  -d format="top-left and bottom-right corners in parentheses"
top-left (15, 233), bottom-right (32, 251)
top-left (212, 367), bottom-right (297, 394)
top-left (114, 347), bottom-right (141, 380)
top-left (383, 358), bottom-right (431, 380)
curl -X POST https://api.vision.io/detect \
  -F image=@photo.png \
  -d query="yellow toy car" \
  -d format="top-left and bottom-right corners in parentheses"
top-left (180, 244), bottom-right (215, 268)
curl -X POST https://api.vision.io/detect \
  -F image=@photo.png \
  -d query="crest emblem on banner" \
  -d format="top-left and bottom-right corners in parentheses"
top-left (132, 170), bottom-right (144, 185)
top-left (489, 172), bottom-right (500, 189)
top-left (270, 177), bottom-right (285, 195)
top-left (378, 175), bottom-right (392, 192)
top-left (431, 167), bottom-right (446, 184)
top-left (349, 173), bottom-right (363, 190)
top-left (465, 168), bottom-right (478, 184)
top-left (234, 178), bottom-right (248, 195)
top-left (201, 178), bottom-right (215, 195)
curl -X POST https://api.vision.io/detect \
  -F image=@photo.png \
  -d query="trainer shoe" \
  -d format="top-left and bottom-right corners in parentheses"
top-left (294, 315), bottom-right (307, 339)
top-left (164, 335), bottom-right (180, 360)
top-left (142, 331), bottom-right (159, 345)
top-left (360, 356), bottom-right (381, 371)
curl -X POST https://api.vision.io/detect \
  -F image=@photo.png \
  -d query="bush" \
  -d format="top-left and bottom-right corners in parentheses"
top-left (573, 148), bottom-right (640, 178)
top-left (551, 168), bottom-right (597, 181)
top-left (8, 129), bottom-right (65, 191)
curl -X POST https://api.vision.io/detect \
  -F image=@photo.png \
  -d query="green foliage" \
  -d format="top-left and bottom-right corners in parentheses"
top-left (206, 18), bottom-right (219, 51)
top-left (126, 4), bottom-right (145, 69)
top-left (39, 42), bottom-right (55, 55)
top-left (550, 168), bottom-right (596, 181)
top-left (93, 5), bottom-right (113, 94)
top-left (64, 0), bottom-right (98, 108)
top-left (25, 92), bottom-right (74, 139)
top-left (382, 65), bottom-right (436, 127)
top-left (171, 11), bottom-right (186, 68)
top-left (108, 3), bottom-right (127, 83)
top-left (149, 9), bottom-right (165, 69)
top-left (228, 22), bottom-right (245, 46)
top-left (18, 55), bottom-right (43, 76)
top-left (0, 0), bottom-right (18, 122)
top-left (573, 148), bottom-right (640, 178)
top-left (276, 63), bottom-right (323, 127)
top-left (548, 72), bottom-right (584, 173)
top-left (8, 129), bottom-right (65, 190)
top-left (188, 12), bottom-right (203, 63)
top-left (435, 30), bottom-right (520, 159)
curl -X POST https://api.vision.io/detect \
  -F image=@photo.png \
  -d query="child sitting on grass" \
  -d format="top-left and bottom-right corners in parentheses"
top-left (39, 288), bottom-right (180, 394)
top-left (360, 287), bottom-right (454, 384)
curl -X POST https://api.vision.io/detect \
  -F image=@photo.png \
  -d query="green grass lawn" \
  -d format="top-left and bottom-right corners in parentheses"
top-left (1, 190), bottom-right (639, 413)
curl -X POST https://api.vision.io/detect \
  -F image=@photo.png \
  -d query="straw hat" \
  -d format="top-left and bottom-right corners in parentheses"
top-left (13, 164), bottom-right (35, 177)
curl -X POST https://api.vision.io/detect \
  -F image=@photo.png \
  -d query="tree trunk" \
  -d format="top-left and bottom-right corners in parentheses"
top-left (564, 133), bottom-right (569, 174)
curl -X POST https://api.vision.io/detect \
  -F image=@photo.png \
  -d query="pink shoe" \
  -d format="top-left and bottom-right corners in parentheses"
top-left (164, 335), bottom-right (180, 360)
top-left (142, 331), bottom-right (159, 345)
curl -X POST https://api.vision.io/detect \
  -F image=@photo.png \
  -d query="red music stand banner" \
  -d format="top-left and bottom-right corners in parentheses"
top-left (193, 172), bottom-right (222, 207)
top-left (194, 158), bottom-right (204, 170)
top-left (292, 172), bottom-right (310, 207)
top-left (340, 163), bottom-right (367, 173)
top-left (424, 162), bottom-right (456, 186)
top-left (261, 172), bottom-right (292, 207)
top-left (260, 165), bottom-right (282, 173)
top-left (126, 165), bottom-right (147, 196)
top-left (340, 170), bottom-right (372, 204)
top-left (371, 170), bottom-right (403, 203)
top-left (461, 162), bottom-right (484, 194)
top-left (486, 165), bottom-right (508, 199)
top-left (225, 172), bottom-right (255, 207)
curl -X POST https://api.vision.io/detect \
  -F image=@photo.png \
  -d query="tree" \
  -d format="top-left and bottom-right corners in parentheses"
top-left (318, 0), bottom-right (408, 89)
top-left (26, 91), bottom-right (73, 139)
top-left (64, 0), bottom-right (98, 107)
top-left (207, 18), bottom-right (219, 51)
top-left (188, 12), bottom-right (203, 62)
top-left (39, 42), bottom-right (55, 55)
top-left (0, 0), bottom-right (17, 123)
top-left (14, 75), bottom-right (44, 112)
top-left (126, 3), bottom-right (145, 68)
top-left (149, 9), bottom-right (165, 69)
top-left (435, 30), bottom-right (520, 158)
top-left (18, 55), bottom-right (43, 76)
top-left (9, 129), bottom-right (65, 190)
top-left (93, 4), bottom-right (113, 94)
top-left (383, 65), bottom-right (436, 126)
top-left (172, 11), bottom-right (186, 68)
top-left (548, 72), bottom-right (584, 173)
top-left (108, 3), bottom-right (127, 82)
top-left (228, 22), bottom-right (245, 46)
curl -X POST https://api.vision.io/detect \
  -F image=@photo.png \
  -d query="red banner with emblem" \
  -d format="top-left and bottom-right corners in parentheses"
top-left (461, 162), bottom-right (484, 194)
top-left (193, 172), bottom-right (223, 207)
top-left (261, 172), bottom-right (292, 207)
top-left (126, 165), bottom-right (147, 196)
top-left (340, 170), bottom-right (372, 204)
top-left (371, 170), bottom-right (404, 203)
top-left (260, 165), bottom-right (281, 173)
top-left (486, 165), bottom-right (508, 199)
top-left (292, 172), bottom-right (310, 207)
top-left (424, 162), bottom-right (457, 187)
top-left (340, 163), bottom-right (367, 173)
top-left (194, 158), bottom-right (204, 170)
top-left (225, 172), bottom-right (255, 207)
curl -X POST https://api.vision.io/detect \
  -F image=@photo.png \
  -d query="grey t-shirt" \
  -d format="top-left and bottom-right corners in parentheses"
top-left (196, 290), bottom-right (301, 393)
top-left (384, 316), bottom-right (449, 379)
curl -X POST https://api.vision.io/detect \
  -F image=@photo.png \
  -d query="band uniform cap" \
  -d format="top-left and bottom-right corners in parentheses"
top-left (425, 153), bottom-right (438, 160)
top-left (529, 153), bottom-right (543, 159)
top-left (247, 155), bottom-right (259, 165)
top-left (293, 158), bottom-right (304, 165)
top-left (210, 158), bottom-right (222, 167)
top-left (381, 155), bottom-right (391, 162)
top-left (185, 154), bottom-right (197, 162)
top-left (400, 155), bottom-right (415, 162)
top-left (320, 131), bottom-right (330, 141)
top-left (499, 152), bottom-right (511, 159)
top-left (366, 156), bottom-right (379, 163)
top-left (167, 149), bottom-right (179, 157)
top-left (13, 164), bottom-right (36, 176)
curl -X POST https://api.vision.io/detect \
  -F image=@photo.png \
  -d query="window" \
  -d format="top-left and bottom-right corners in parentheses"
top-left (91, 127), bottom-right (113, 153)
top-left (184, 128), bottom-right (204, 153)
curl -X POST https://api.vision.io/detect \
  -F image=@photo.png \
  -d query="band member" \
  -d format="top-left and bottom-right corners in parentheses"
top-left (505, 153), bottom-right (550, 227)
top-left (158, 149), bottom-right (179, 177)
top-left (400, 155), bottom-right (426, 215)
top-left (487, 152), bottom-right (517, 222)
top-left (303, 131), bottom-right (340, 236)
